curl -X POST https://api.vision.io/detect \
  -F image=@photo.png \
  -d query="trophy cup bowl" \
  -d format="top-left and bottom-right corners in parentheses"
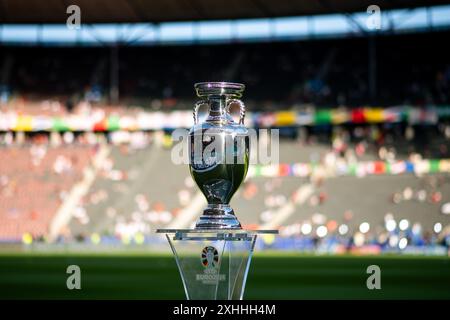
top-left (189, 82), bottom-right (250, 230)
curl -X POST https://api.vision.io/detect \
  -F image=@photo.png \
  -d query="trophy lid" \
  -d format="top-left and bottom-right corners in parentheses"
top-left (195, 82), bottom-right (245, 98)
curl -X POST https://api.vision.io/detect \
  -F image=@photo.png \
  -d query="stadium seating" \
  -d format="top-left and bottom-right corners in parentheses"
top-left (0, 144), bottom-right (95, 241)
top-left (1, 31), bottom-right (449, 107)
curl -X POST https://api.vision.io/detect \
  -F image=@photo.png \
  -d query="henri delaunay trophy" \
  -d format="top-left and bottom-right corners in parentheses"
top-left (158, 82), bottom-right (277, 300)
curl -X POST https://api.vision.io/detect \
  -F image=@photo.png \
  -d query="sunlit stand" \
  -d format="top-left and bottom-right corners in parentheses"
top-left (156, 229), bottom-right (277, 300)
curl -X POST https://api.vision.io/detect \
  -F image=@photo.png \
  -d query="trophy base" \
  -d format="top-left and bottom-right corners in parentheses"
top-left (156, 229), bottom-right (278, 300)
top-left (195, 204), bottom-right (242, 229)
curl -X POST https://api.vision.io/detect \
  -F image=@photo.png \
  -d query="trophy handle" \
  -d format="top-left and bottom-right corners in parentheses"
top-left (193, 100), bottom-right (209, 124)
top-left (226, 99), bottom-right (246, 125)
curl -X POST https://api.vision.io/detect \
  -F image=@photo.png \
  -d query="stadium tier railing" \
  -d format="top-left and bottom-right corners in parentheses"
top-left (1, 105), bottom-right (450, 132)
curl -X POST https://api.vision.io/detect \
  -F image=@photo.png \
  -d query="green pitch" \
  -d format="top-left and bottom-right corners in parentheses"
top-left (0, 252), bottom-right (449, 299)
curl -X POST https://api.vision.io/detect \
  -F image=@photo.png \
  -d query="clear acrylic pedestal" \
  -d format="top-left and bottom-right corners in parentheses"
top-left (156, 229), bottom-right (277, 300)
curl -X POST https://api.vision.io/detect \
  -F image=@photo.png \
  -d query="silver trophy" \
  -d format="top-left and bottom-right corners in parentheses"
top-left (189, 82), bottom-right (249, 229)
top-left (158, 82), bottom-right (277, 300)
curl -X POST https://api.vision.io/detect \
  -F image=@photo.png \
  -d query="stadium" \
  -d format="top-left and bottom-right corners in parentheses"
top-left (1, 1), bottom-right (450, 300)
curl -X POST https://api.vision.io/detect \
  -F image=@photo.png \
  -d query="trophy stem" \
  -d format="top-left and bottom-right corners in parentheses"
top-left (196, 204), bottom-right (242, 229)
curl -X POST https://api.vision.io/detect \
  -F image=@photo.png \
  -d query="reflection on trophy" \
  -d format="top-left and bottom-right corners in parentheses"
top-left (157, 82), bottom-right (277, 300)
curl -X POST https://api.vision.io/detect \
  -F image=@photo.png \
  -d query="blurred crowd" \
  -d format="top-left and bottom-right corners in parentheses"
top-left (1, 31), bottom-right (449, 109)
top-left (273, 216), bottom-right (450, 255)
top-left (1, 121), bottom-right (448, 256)
top-left (1, 26), bottom-right (450, 255)
top-left (0, 138), bottom-right (94, 240)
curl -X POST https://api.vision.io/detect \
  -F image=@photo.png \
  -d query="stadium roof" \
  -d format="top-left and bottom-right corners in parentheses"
top-left (0, 0), bottom-right (449, 24)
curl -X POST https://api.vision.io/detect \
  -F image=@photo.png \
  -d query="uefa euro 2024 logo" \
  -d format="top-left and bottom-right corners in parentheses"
top-left (201, 246), bottom-right (219, 268)
top-left (196, 246), bottom-right (225, 285)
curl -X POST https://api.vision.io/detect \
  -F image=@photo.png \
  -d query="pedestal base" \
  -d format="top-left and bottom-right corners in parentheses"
top-left (157, 229), bottom-right (277, 300)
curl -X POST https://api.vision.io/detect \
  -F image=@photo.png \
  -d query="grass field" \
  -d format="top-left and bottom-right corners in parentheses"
top-left (0, 252), bottom-right (449, 299)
